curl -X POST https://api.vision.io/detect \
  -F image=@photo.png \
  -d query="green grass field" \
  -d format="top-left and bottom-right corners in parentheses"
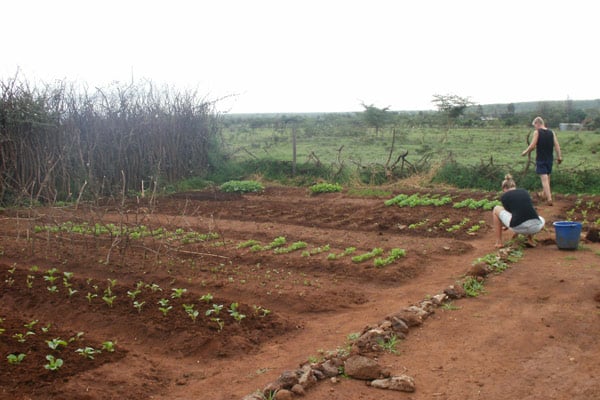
top-left (223, 125), bottom-right (600, 171)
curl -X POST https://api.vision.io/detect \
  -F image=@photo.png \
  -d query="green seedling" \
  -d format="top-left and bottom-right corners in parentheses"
top-left (86, 292), bottom-right (98, 304)
top-left (7, 265), bottom-right (16, 274)
top-left (237, 239), bottom-right (260, 249)
top-left (146, 283), bottom-right (162, 292)
top-left (327, 247), bottom-right (356, 260)
top-left (13, 331), bottom-right (35, 343)
top-left (102, 294), bottom-right (117, 308)
top-left (206, 304), bottom-right (223, 316)
top-left (127, 289), bottom-right (141, 300)
top-left (68, 332), bottom-right (84, 343)
top-left (228, 302), bottom-right (246, 323)
top-left (133, 300), bottom-right (145, 313)
top-left (252, 305), bottom-right (271, 317)
top-left (76, 347), bottom-right (100, 360)
top-left (47, 285), bottom-right (59, 294)
top-left (24, 319), bottom-right (38, 330)
top-left (199, 293), bottom-right (213, 303)
top-left (44, 355), bottom-right (63, 371)
top-left (183, 304), bottom-right (200, 322)
top-left (373, 248), bottom-right (406, 267)
top-left (210, 317), bottom-right (224, 332)
top-left (26, 274), bottom-right (35, 289)
top-left (7, 353), bottom-right (26, 365)
top-left (273, 241), bottom-right (308, 254)
top-left (46, 338), bottom-right (68, 350)
top-left (30, 265), bottom-right (39, 272)
top-left (157, 298), bottom-right (172, 316)
top-left (351, 248), bottom-right (384, 263)
top-left (68, 288), bottom-right (78, 297)
top-left (135, 281), bottom-right (145, 290)
top-left (171, 288), bottom-right (187, 299)
top-left (101, 341), bottom-right (116, 352)
top-left (41, 324), bottom-right (51, 333)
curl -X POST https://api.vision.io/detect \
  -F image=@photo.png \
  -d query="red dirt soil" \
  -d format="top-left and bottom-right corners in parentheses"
top-left (1, 187), bottom-right (599, 399)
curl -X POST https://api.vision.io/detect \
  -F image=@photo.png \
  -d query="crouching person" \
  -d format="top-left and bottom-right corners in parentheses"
top-left (493, 174), bottom-right (545, 248)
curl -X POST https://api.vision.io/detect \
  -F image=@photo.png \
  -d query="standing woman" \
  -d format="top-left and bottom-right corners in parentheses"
top-left (493, 174), bottom-right (545, 248)
top-left (521, 116), bottom-right (562, 205)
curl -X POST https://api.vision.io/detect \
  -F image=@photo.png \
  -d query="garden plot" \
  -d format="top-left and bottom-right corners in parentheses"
top-left (1, 187), bottom-right (598, 399)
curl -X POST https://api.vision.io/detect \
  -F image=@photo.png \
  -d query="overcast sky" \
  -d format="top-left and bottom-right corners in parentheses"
top-left (2, 0), bottom-right (598, 113)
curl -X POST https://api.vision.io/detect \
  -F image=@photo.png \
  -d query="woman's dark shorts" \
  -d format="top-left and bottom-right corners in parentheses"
top-left (536, 160), bottom-right (553, 175)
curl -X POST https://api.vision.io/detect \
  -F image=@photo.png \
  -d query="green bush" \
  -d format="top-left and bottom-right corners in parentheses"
top-left (309, 182), bottom-right (343, 194)
top-left (219, 180), bottom-right (264, 193)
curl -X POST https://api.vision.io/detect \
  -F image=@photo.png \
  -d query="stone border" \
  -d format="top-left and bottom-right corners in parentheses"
top-left (242, 246), bottom-right (521, 399)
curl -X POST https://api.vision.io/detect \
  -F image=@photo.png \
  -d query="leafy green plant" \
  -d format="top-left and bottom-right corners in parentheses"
top-left (211, 317), bottom-right (224, 332)
top-left (44, 355), bottom-right (63, 371)
top-left (68, 332), bottom-right (84, 343)
top-left (24, 319), bottom-right (38, 330)
top-left (408, 219), bottom-right (429, 229)
top-left (385, 193), bottom-right (452, 207)
top-left (102, 294), bottom-right (117, 308)
top-left (327, 247), bottom-right (356, 260)
top-left (171, 288), bottom-right (187, 299)
top-left (301, 244), bottom-right (330, 257)
top-left (309, 182), bottom-right (343, 194)
top-left (220, 180), bottom-right (264, 193)
top-left (76, 347), bottom-right (100, 360)
top-left (47, 285), bottom-right (59, 294)
top-left (205, 303), bottom-right (223, 316)
top-left (86, 292), bottom-right (98, 304)
top-left (228, 302), bottom-right (246, 323)
top-left (157, 298), bottom-right (173, 316)
top-left (252, 305), bottom-right (271, 317)
top-left (7, 353), bottom-right (26, 365)
top-left (373, 248), bottom-right (406, 267)
top-left (146, 283), bottom-right (162, 292)
top-left (199, 293), bottom-right (213, 303)
top-left (351, 248), bottom-right (383, 263)
top-left (273, 241), bottom-right (307, 254)
top-left (46, 338), bottom-right (68, 350)
top-left (237, 239), bottom-right (260, 249)
top-left (13, 331), bottom-right (35, 343)
top-left (183, 304), bottom-right (200, 322)
top-left (463, 277), bottom-right (485, 297)
top-left (101, 341), bottom-right (116, 352)
top-left (26, 274), bottom-right (35, 289)
top-left (133, 300), bottom-right (145, 313)
top-left (68, 288), bottom-right (78, 297)
top-left (127, 289), bottom-right (141, 300)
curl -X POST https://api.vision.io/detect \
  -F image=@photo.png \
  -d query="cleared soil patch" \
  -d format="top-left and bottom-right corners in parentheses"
top-left (1, 187), bottom-right (599, 399)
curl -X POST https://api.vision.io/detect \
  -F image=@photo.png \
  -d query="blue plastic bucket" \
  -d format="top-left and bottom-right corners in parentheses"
top-left (553, 221), bottom-right (582, 250)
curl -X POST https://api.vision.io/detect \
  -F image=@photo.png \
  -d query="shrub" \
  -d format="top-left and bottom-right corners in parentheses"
top-left (219, 180), bottom-right (264, 193)
top-left (310, 182), bottom-right (343, 194)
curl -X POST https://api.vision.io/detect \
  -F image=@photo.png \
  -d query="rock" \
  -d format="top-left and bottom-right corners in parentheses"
top-left (386, 309), bottom-right (423, 327)
top-left (344, 355), bottom-right (382, 380)
top-left (467, 262), bottom-right (491, 277)
top-left (275, 389), bottom-right (294, 400)
top-left (291, 384), bottom-right (305, 396)
top-left (417, 300), bottom-right (435, 314)
top-left (298, 364), bottom-right (317, 389)
top-left (388, 316), bottom-right (409, 334)
top-left (369, 375), bottom-right (416, 392)
top-left (431, 293), bottom-right (447, 306)
top-left (407, 305), bottom-right (431, 318)
top-left (378, 320), bottom-right (392, 330)
top-left (263, 370), bottom-right (299, 393)
top-left (586, 228), bottom-right (600, 243)
top-left (313, 369), bottom-right (325, 380)
top-left (444, 285), bottom-right (466, 299)
top-left (355, 328), bottom-right (387, 350)
top-left (320, 360), bottom-right (341, 377)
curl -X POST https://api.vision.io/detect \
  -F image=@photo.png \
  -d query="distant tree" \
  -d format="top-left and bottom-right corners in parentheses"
top-left (361, 103), bottom-right (391, 136)
top-left (432, 94), bottom-right (474, 141)
top-left (507, 103), bottom-right (515, 116)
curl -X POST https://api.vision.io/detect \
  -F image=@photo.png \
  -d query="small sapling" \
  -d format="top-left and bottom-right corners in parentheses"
top-left (44, 355), bottom-right (63, 371)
